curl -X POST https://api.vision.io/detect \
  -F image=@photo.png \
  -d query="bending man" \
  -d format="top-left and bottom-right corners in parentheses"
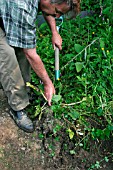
top-left (0, 0), bottom-right (80, 132)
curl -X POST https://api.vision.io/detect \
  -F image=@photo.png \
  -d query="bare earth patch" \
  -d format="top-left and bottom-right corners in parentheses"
top-left (0, 89), bottom-right (113, 170)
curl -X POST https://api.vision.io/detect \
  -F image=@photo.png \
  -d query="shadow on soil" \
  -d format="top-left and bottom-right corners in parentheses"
top-left (0, 89), bottom-right (113, 170)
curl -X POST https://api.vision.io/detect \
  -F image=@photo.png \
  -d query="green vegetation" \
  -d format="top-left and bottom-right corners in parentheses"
top-left (29, 0), bottom-right (113, 156)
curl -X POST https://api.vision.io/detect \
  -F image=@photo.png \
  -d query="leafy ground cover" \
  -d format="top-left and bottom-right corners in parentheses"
top-left (28, 0), bottom-right (113, 169)
top-left (30, 0), bottom-right (113, 147)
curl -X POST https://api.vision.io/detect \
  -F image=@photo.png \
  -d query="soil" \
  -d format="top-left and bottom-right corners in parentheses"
top-left (0, 89), bottom-right (113, 170)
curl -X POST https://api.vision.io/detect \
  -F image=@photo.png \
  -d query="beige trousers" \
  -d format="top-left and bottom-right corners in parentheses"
top-left (0, 27), bottom-right (30, 111)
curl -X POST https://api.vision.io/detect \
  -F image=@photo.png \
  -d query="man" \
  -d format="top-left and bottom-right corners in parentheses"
top-left (0, 0), bottom-right (80, 133)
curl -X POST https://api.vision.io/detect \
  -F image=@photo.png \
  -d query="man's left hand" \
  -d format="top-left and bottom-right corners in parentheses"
top-left (52, 31), bottom-right (62, 50)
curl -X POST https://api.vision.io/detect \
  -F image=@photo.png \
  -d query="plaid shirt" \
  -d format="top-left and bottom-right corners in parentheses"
top-left (0, 0), bottom-right (39, 48)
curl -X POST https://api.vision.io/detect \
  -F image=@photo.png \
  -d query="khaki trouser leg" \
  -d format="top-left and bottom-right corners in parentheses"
top-left (15, 48), bottom-right (31, 84)
top-left (0, 48), bottom-right (31, 89)
top-left (15, 48), bottom-right (31, 93)
top-left (0, 27), bottom-right (29, 111)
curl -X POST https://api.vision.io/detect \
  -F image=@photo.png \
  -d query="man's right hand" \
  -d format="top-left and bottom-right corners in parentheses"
top-left (44, 81), bottom-right (55, 106)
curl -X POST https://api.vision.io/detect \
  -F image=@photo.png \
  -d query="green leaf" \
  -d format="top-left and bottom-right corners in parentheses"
top-left (68, 110), bottom-right (80, 120)
top-left (104, 156), bottom-right (109, 162)
top-left (97, 107), bottom-right (103, 116)
top-left (95, 161), bottom-right (100, 168)
top-left (53, 125), bottom-right (61, 134)
top-left (50, 105), bottom-right (57, 112)
top-left (79, 143), bottom-right (83, 147)
top-left (70, 150), bottom-right (76, 155)
top-left (75, 62), bottom-right (84, 73)
top-left (67, 128), bottom-right (74, 139)
top-left (100, 39), bottom-right (105, 48)
top-left (38, 133), bottom-right (44, 139)
top-left (108, 125), bottom-right (113, 131)
top-left (64, 54), bottom-right (74, 60)
top-left (104, 128), bottom-right (110, 138)
top-left (102, 7), bottom-right (111, 14)
top-left (96, 129), bottom-right (102, 137)
top-left (74, 44), bottom-right (84, 53)
top-left (52, 94), bottom-right (62, 103)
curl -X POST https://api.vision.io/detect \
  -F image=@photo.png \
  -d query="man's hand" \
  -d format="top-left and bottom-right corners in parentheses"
top-left (43, 15), bottom-right (62, 50)
top-left (44, 81), bottom-right (55, 106)
top-left (52, 31), bottom-right (62, 50)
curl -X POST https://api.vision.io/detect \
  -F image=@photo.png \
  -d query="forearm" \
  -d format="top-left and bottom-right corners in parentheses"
top-left (23, 48), bottom-right (52, 85)
top-left (44, 15), bottom-right (57, 35)
top-left (44, 15), bottom-right (62, 50)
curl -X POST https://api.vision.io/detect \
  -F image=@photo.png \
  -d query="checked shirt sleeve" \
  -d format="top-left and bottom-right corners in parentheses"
top-left (2, 1), bottom-right (38, 49)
